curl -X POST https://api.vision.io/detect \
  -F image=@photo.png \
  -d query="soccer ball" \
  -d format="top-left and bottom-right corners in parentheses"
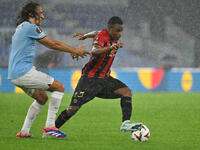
top-left (131, 124), bottom-right (150, 141)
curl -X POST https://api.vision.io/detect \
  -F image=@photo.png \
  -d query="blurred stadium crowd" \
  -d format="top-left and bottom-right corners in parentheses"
top-left (0, 0), bottom-right (200, 69)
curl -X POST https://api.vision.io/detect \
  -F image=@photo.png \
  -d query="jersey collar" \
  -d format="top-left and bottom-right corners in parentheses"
top-left (105, 29), bottom-right (115, 42)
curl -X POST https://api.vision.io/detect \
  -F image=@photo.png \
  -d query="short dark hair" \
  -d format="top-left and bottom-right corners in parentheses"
top-left (107, 16), bottom-right (123, 28)
top-left (15, 1), bottom-right (40, 26)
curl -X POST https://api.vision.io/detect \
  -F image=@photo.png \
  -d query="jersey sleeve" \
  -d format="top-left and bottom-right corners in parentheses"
top-left (27, 24), bottom-right (46, 39)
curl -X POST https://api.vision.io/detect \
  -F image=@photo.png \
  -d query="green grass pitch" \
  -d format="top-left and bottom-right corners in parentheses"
top-left (0, 92), bottom-right (200, 150)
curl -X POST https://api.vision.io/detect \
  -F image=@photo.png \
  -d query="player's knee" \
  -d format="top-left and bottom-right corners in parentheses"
top-left (72, 106), bottom-right (81, 113)
top-left (32, 90), bottom-right (48, 105)
top-left (49, 80), bottom-right (65, 92)
top-left (60, 83), bottom-right (65, 92)
top-left (67, 106), bottom-right (81, 116)
top-left (57, 82), bottom-right (65, 92)
top-left (122, 88), bottom-right (132, 97)
top-left (36, 93), bottom-right (48, 105)
top-left (127, 88), bottom-right (132, 97)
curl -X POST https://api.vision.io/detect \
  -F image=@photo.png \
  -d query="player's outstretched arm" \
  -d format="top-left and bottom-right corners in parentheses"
top-left (38, 36), bottom-right (91, 57)
top-left (92, 42), bottom-right (123, 55)
top-left (72, 31), bottom-right (99, 40)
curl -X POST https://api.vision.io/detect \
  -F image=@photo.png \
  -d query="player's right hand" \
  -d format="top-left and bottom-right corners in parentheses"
top-left (72, 33), bottom-right (86, 40)
top-left (76, 45), bottom-right (91, 58)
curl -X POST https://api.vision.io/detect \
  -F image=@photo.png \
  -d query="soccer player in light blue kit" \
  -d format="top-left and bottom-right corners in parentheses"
top-left (8, 2), bottom-right (90, 138)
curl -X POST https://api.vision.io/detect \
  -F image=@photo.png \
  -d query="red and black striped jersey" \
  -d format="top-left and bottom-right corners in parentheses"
top-left (82, 29), bottom-right (117, 78)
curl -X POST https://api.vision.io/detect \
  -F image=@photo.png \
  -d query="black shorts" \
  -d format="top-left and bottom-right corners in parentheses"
top-left (70, 76), bottom-right (127, 106)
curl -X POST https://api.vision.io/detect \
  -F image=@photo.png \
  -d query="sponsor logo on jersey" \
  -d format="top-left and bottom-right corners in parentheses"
top-left (94, 37), bottom-right (99, 44)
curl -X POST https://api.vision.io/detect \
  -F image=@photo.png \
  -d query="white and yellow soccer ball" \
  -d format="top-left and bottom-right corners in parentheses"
top-left (131, 124), bottom-right (150, 141)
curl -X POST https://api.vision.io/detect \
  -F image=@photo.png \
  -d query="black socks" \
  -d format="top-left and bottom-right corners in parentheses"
top-left (120, 96), bottom-right (132, 122)
top-left (55, 110), bottom-right (71, 128)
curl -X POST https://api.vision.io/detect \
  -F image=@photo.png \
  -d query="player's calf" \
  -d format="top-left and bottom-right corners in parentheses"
top-left (120, 96), bottom-right (132, 122)
top-left (55, 106), bottom-right (81, 128)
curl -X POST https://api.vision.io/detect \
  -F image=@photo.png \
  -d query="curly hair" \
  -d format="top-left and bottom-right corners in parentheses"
top-left (15, 1), bottom-right (40, 26)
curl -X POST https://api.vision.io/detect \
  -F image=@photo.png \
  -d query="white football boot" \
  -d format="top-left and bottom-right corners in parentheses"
top-left (120, 120), bottom-right (142, 132)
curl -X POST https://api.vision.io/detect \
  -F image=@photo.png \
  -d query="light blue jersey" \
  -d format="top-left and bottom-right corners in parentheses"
top-left (8, 21), bottom-right (46, 80)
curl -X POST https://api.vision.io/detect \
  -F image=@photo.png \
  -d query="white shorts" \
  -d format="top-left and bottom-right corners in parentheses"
top-left (11, 66), bottom-right (54, 96)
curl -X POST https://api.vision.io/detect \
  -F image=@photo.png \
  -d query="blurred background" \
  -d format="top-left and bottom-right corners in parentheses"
top-left (0, 0), bottom-right (200, 70)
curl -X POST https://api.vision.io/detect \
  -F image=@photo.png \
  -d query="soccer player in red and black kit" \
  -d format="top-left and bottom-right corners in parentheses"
top-left (55, 16), bottom-right (142, 133)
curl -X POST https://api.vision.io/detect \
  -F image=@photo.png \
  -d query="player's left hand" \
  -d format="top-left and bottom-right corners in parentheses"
top-left (72, 33), bottom-right (86, 40)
